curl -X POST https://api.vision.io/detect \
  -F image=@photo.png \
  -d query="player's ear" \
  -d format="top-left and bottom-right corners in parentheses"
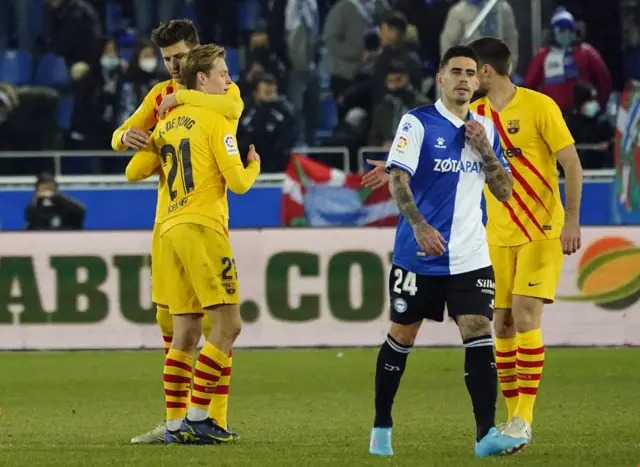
top-left (435, 72), bottom-right (443, 88)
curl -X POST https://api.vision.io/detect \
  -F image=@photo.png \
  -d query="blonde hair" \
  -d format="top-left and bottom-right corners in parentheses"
top-left (180, 44), bottom-right (226, 90)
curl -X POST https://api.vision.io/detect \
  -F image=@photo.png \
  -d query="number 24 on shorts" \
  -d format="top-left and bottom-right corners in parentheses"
top-left (393, 268), bottom-right (418, 296)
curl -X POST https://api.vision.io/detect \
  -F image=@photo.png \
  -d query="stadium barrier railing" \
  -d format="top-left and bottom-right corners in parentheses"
top-left (0, 146), bottom-right (614, 190)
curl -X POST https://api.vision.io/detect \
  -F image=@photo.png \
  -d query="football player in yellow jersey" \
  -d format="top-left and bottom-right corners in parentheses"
top-left (362, 37), bottom-right (584, 450)
top-left (114, 19), bottom-right (242, 444)
top-left (467, 37), bottom-right (582, 447)
top-left (127, 44), bottom-right (260, 445)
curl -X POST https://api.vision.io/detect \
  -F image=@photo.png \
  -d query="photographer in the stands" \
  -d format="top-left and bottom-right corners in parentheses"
top-left (25, 173), bottom-right (86, 231)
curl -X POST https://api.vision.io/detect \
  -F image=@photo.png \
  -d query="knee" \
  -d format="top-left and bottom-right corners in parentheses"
top-left (172, 315), bottom-right (202, 352)
top-left (222, 322), bottom-right (241, 342)
top-left (173, 330), bottom-right (201, 352)
top-left (389, 322), bottom-right (419, 346)
top-left (494, 311), bottom-right (515, 338)
top-left (512, 312), bottom-right (536, 333)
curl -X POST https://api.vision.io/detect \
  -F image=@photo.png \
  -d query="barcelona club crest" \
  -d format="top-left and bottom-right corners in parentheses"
top-left (224, 283), bottom-right (236, 295)
top-left (507, 120), bottom-right (520, 134)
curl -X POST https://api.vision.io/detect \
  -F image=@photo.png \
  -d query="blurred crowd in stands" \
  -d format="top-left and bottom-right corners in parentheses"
top-left (0, 0), bottom-right (637, 176)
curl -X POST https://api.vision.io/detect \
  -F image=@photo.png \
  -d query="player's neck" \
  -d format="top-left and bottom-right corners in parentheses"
top-left (441, 96), bottom-right (470, 122)
top-left (487, 77), bottom-right (517, 112)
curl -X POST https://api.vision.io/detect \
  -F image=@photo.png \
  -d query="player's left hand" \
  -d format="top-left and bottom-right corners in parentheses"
top-left (158, 93), bottom-right (179, 119)
top-left (561, 221), bottom-right (581, 255)
top-left (464, 120), bottom-right (491, 154)
top-left (361, 159), bottom-right (389, 190)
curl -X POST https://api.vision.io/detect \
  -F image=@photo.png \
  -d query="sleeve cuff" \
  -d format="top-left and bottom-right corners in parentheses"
top-left (386, 160), bottom-right (415, 177)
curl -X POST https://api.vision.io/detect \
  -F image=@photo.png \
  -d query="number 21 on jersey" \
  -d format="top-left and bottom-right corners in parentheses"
top-left (161, 138), bottom-right (195, 201)
top-left (393, 268), bottom-right (418, 296)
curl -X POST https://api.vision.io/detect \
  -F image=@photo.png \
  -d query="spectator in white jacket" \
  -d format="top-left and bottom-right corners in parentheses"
top-left (440, 0), bottom-right (519, 69)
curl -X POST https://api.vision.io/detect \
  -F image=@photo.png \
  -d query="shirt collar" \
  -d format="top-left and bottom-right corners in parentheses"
top-left (435, 99), bottom-right (472, 128)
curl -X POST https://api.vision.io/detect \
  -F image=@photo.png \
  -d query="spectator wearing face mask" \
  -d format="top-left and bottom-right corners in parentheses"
top-left (68, 37), bottom-right (124, 152)
top-left (337, 31), bottom-right (383, 116)
top-left (237, 73), bottom-right (299, 173)
top-left (373, 12), bottom-right (423, 105)
top-left (238, 22), bottom-right (288, 98)
top-left (25, 173), bottom-right (86, 231)
top-left (118, 40), bottom-right (163, 126)
top-left (564, 82), bottom-right (614, 170)
top-left (524, 7), bottom-right (612, 114)
top-left (368, 60), bottom-right (430, 148)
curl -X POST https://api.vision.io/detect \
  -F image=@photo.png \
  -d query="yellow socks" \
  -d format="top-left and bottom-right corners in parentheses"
top-left (514, 329), bottom-right (545, 425)
top-left (156, 306), bottom-right (173, 355)
top-left (495, 337), bottom-right (519, 420)
top-left (209, 350), bottom-right (232, 429)
top-left (163, 349), bottom-right (193, 431)
top-left (188, 342), bottom-right (229, 421)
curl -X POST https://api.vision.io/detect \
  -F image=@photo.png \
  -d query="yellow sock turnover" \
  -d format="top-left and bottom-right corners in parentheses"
top-left (156, 305), bottom-right (173, 355)
top-left (188, 342), bottom-right (229, 422)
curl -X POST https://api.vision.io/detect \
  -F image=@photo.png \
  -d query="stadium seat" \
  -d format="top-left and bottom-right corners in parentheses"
top-left (226, 48), bottom-right (241, 82)
top-left (238, 0), bottom-right (262, 32)
top-left (0, 50), bottom-right (33, 86)
top-left (57, 95), bottom-right (74, 131)
top-left (34, 53), bottom-right (70, 90)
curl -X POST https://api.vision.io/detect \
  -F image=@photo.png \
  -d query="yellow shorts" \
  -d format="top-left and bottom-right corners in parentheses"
top-left (159, 223), bottom-right (240, 315)
top-left (151, 223), bottom-right (166, 306)
top-left (489, 238), bottom-right (563, 309)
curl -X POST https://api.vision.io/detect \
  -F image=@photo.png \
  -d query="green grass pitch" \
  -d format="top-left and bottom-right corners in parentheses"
top-left (0, 348), bottom-right (638, 467)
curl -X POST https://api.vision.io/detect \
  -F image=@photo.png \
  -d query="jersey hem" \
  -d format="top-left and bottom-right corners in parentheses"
top-left (392, 258), bottom-right (492, 277)
top-left (487, 234), bottom-right (562, 247)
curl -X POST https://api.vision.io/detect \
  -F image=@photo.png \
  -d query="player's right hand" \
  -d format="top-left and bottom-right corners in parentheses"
top-left (413, 223), bottom-right (447, 256)
top-left (247, 144), bottom-right (261, 165)
top-left (361, 159), bottom-right (389, 190)
top-left (121, 127), bottom-right (150, 150)
top-left (158, 93), bottom-right (179, 119)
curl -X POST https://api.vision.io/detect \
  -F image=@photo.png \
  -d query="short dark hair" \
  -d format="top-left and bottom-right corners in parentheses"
top-left (253, 72), bottom-right (277, 90)
top-left (36, 172), bottom-right (57, 189)
top-left (151, 19), bottom-right (199, 48)
top-left (383, 12), bottom-right (408, 33)
top-left (468, 37), bottom-right (512, 76)
top-left (440, 45), bottom-right (478, 70)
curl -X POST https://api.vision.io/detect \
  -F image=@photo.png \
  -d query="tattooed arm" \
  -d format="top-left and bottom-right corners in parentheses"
top-left (464, 120), bottom-right (513, 202)
top-left (389, 168), bottom-right (447, 256)
top-left (480, 148), bottom-right (513, 202)
top-left (389, 168), bottom-right (427, 229)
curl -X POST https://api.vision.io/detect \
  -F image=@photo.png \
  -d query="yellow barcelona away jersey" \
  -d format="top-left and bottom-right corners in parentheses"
top-left (471, 87), bottom-right (575, 246)
top-left (150, 105), bottom-right (258, 235)
top-left (118, 81), bottom-right (244, 225)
